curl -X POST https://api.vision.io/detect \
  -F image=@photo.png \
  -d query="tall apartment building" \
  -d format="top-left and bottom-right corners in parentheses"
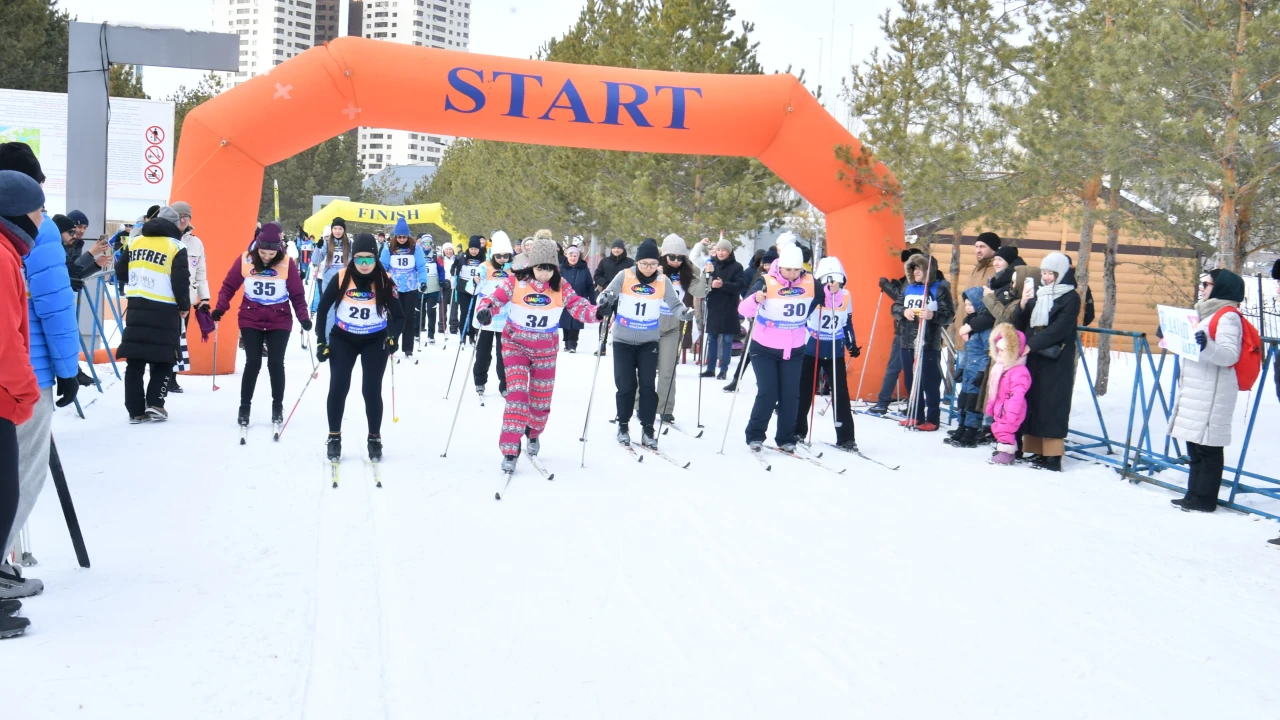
top-left (355, 0), bottom-right (472, 174)
top-left (211, 0), bottom-right (346, 87)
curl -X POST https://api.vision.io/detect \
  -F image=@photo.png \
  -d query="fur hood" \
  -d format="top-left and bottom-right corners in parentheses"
top-left (904, 252), bottom-right (932, 282)
top-left (989, 323), bottom-right (1027, 366)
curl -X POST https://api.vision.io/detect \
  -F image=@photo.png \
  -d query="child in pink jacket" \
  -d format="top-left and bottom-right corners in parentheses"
top-left (985, 323), bottom-right (1032, 465)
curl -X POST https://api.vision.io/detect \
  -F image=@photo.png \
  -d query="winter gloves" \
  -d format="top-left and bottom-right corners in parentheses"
top-left (385, 336), bottom-right (397, 356)
top-left (300, 318), bottom-right (313, 332)
top-left (475, 308), bottom-right (492, 326)
top-left (316, 342), bottom-right (330, 363)
top-left (419, 282), bottom-right (428, 293)
top-left (55, 376), bottom-right (79, 408)
top-left (1195, 330), bottom-right (1208, 350)
top-left (848, 344), bottom-right (862, 359)
top-left (211, 308), bottom-right (225, 322)
top-left (596, 290), bottom-right (618, 317)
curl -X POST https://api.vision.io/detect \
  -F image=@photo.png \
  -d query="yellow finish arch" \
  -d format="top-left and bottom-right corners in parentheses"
top-left (303, 199), bottom-right (465, 247)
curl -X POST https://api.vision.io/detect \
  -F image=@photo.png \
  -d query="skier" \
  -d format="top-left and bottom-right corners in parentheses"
top-left (439, 241), bottom-right (456, 334)
top-left (379, 218), bottom-right (429, 360)
top-left (603, 238), bottom-right (693, 447)
top-left (474, 235), bottom-right (603, 472)
top-left (314, 233), bottom-right (405, 463)
top-left (211, 221), bottom-right (311, 432)
top-left (868, 248), bottom-right (925, 415)
top-left (310, 218), bottom-right (350, 322)
top-left (469, 230), bottom-right (514, 396)
top-left (985, 324), bottom-right (1032, 466)
top-left (793, 256), bottom-right (859, 451)
top-left (451, 235), bottom-right (485, 343)
top-left (946, 287), bottom-right (993, 447)
top-left (592, 239), bottom-right (634, 357)
top-left (892, 252), bottom-right (954, 431)
top-left (418, 234), bottom-right (445, 344)
top-left (655, 234), bottom-right (706, 423)
top-left (737, 244), bottom-right (816, 452)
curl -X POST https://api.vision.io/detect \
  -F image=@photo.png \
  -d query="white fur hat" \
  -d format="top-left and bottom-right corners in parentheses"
top-left (489, 230), bottom-right (514, 256)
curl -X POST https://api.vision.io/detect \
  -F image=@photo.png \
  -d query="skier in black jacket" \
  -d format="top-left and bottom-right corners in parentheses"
top-left (592, 239), bottom-right (634, 355)
top-left (450, 235), bottom-right (485, 344)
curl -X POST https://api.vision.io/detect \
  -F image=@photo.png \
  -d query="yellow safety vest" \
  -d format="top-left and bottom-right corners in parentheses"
top-left (124, 235), bottom-right (182, 304)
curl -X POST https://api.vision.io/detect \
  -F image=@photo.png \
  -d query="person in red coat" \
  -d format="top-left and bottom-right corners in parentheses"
top-left (0, 170), bottom-right (46, 636)
top-left (212, 221), bottom-right (312, 430)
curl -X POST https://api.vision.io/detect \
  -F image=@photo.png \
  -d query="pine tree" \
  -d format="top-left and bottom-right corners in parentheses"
top-left (0, 0), bottom-right (70, 93)
top-left (108, 64), bottom-right (148, 99)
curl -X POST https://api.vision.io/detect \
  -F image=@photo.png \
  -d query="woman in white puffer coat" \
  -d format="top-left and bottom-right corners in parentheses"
top-left (1167, 268), bottom-right (1246, 513)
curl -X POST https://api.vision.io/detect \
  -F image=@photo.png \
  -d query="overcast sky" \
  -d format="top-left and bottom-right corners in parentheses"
top-left (61, 0), bottom-right (894, 129)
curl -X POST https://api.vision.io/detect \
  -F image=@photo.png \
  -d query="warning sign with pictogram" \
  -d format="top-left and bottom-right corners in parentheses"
top-left (144, 146), bottom-right (164, 164)
top-left (146, 126), bottom-right (165, 144)
top-left (144, 165), bottom-right (165, 184)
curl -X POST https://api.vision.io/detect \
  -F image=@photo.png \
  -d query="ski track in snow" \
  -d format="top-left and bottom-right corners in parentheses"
top-left (4, 331), bottom-right (1280, 719)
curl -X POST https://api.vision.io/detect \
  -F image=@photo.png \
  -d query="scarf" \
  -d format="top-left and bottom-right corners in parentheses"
top-left (1030, 282), bottom-right (1074, 328)
top-left (1194, 297), bottom-right (1236, 322)
top-left (985, 339), bottom-right (1028, 402)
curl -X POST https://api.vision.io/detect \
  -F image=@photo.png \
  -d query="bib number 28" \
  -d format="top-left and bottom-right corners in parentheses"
top-left (348, 307), bottom-right (372, 320)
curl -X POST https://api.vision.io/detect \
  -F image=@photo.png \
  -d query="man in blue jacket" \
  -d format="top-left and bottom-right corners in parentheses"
top-left (0, 142), bottom-right (80, 596)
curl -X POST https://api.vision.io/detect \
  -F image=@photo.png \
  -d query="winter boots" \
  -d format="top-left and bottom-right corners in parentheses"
top-left (747, 439), bottom-right (763, 452)
top-left (0, 564), bottom-right (42, 600)
top-left (641, 425), bottom-right (657, 449)
top-left (1031, 455), bottom-right (1063, 472)
top-left (616, 423), bottom-right (631, 446)
top-left (326, 433), bottom-right (342, 461)
top-left (835, 439), bottom-right (859, 452)
top-left (238, 404), bottom-right (251, 427)
top-left (145, 406), bottom-right (168, 422)
top-left (779, 441), bottom-right (797, 453)
top-left (947, 426), bottom-right (980, 448)
top-left (1170, 497), bottom-right (1215, 513)
top-left (660, 413), bottom-right (675, 424)
top-left (989, 450), bottom-right (1016, 466)
top-left (867, 403), bottom-right (889, 416)
top-left (168, 372), bottom-right (183, 394)
top-left (699, 368), bottom-right (716, 378)
top-left (501, 455), bottom-right (518, 473)
top-left (367, 434), bottom-right (383, 461)
top-left (272, 405), bottom-right (284, 427)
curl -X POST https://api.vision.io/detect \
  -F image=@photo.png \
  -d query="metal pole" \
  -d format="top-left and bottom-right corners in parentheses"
top-left (854, 292), bottom-right (883, 403)
top-left (718, 318), bottom-right (757, 454)
top-left (579, 320), bottom-right (613, 468)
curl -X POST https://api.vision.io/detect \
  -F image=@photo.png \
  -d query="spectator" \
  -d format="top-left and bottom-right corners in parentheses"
top-left (1012, 252), bottom-right (1080, 471)
top-left (512, 236), bottom-right (536, 271)
top-left (0, 145), bottom-right (80, 604)
top-left (167, 201), bottom-right (210, 394)
top-left (699, 238), bottom-right (745, 380)
top-left (1167, 269), bottom-right (1247, 513)
top-left (66, 210), bottom-right (88, 241)
top-left (115, 207), bottom-right (190, 423)
top-left (559, 243), bottom-right (596, 352)
top-left (592, 239), bottom-right (634, 356)
top-left (869, 248), bottom-right (925, 415)
top-left (970, 232), bottom-right (1000, 289)
top-left (59, 213), bottom-right (110, 287)
top-left (0, 169), bottom-right (47, 628)
top-left (689, 236), bottom-right (713, 268)
top-left (983, 245), bottom-right (1039, 328)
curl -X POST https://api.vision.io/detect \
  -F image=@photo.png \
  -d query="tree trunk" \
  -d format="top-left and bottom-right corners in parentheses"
top-left (1218, 0), bottom-right (1252, 272)
top-left (1076, 177), bottom-right (1100, 312)
top-left (1095, 175), bottom-right (1122, 396)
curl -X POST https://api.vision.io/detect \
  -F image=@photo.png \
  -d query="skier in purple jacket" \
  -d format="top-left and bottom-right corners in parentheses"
top-left (212, 222), bottom-right (312, 431)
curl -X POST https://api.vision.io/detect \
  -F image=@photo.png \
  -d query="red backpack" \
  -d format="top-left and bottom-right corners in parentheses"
top-left (1208, 307), bottom-right (1263, 390)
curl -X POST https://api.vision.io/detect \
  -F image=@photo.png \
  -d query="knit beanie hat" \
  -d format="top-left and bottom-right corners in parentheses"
top-left (330, 216), bottom-right (347, 232)
top-left (660, 233), bottom-right (688, 256)
top-left (975, 232), bottom-right (1002, 251)
top-left (0, 142), bottom-right (45, 183)
top-left (53, 214), bottom-right (75, 235)
top-left (67, 209), bottom-right (89, 227)
top-left (393, 216), bottom-right (411, 237)
top-left (1040, 251), bottom-right (1071, 281)
top-left (489, 230), bottom-right (514, 256)
top-left (611, 238), bottom-right (626, 251)
top-left (778, 244), bottom-right (805, 270)
top-left (352, 233), bottom-right (379, 256)
top-left (468, 235), bottom-right (484, 250)
top-left (169, 201), bottom-right (192, 219)
top-left (900, 247), bottom-right (923, 263)
top-left (156, 206), bottom-right (181, 226)
top-left (526, 237), bottom-right (559, 267)
top-left (994, 245), bottom-right (1020, 264)
top-left (256, 221), bottom-right (284, 251)
top-left (0, 169), bottom-right (46, 242)
top-left (715, 238), bottom-right (734, 253)
top-left (635, 237), bottom-right (661, 263)
top-left (565, 244), bottom-right (581, 258)
top-left (762, 247), bottom-right (779, 266)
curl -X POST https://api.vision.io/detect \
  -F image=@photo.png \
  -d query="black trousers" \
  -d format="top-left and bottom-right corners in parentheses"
top-left (0, 419), bottom-right (18, 561)
top-left (745, 345), bottom-right (803, 444)
top-left (563, 327), bottom-right (581, 350)
top-left (124, 358), bottom-right (170, 416)
top-left (1184, 441), bottom-right (1224, 509)
top-left (795, 352), bottom-right (855, 444)
top-left (398, 290), bottom-right (420, 355)
top-left (438, 281), bottom-right (451, 333)
top-left (326, 331), bottom-right (389, 435)
top-left (421, 292), bottom-right (438, 338)
top-left (473, 329), bottom-right (507, 391)
top-left (900, 346), bottom-right (942, 424)
top-left (613, 340), bottom-right (659, 428)
top-left (241, 327), bottom-right (289, 409)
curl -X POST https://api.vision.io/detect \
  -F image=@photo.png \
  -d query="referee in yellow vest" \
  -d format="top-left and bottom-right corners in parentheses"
top-left (114, 206), bottom-right (190, 423)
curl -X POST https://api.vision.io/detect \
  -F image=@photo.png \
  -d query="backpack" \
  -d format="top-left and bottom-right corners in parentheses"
top-left (1208, 307), bottom-right (1263, 390)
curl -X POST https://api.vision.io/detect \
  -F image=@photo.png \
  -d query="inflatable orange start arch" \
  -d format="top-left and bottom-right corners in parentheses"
top-left (172, 38), bottom-right (904, 395)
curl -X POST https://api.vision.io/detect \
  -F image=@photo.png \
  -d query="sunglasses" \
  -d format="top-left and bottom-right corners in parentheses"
top-left (1200, 281), bottom-right (1214, 289)
top-left (664, 254), bottom-right (683, 262)
top-left (353, 257), bottom-right (377, 267)
top-left (492, 253), bottom-right (512, 260)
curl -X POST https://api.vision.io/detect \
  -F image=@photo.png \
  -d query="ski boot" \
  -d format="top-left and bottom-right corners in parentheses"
top-left (616, 422), bottom-right (631, 446)
top-left (272, 405), bottom-right (283, 426)
top-left (0, 613), bottom-right (29, 639)
top-left (476, 384), bottom-right (485, 397)
top-left (168, 372), bottom-right (183, 394)
top-left (238, 404), bottom-right (251, 428)
top-left (0, 563), bottom-right (42, 599)
top-left (129, 414), bottom-right (151, 425)
top-left (0, 599), bottom-right (20, 615)
top-left (779, 441), bottom-right (797, 453)
top-left (722, 379), bottom-right (738, 393)
top-left (716, 371), bottom-right (727, 381)
top-left (641, 425), bottom-right (657, 449)
top-left (866, 403), bottom-right (889, 416)
top-left (326, 433), bottom-right (342, 461)
top-left (525, 429), bottom-right (540, 456)
top-left (501, 455), bottom-right (518, 473)
top-left (836, 439), bottom-right (859, 453)
top-left (660, 413), bottom-right (675, 424)
top-left (145, 406), bottom-right (168, 422)
top-left (367, 434), bottom-right (383, 461)
top-left (747, 439), bottom-right (763, 452)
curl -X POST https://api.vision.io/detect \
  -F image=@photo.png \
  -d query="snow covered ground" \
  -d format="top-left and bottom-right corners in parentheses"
top-left (5, 331), bottom-right (1280, 719)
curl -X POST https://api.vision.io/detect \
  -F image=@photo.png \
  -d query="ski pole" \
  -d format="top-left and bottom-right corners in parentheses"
top-left (832, 321), bottom-right (843, 430)
top-left (212, 324), bottom-right (220, 392)
top-left (718, 318), bottom-right (757, 454)
top-left (279, 334), bottom-right (323, 441)
top-left (854, 292), bottom-right (884, 404)
top-left (695, 301), bottom-right (708, 429)
top-left (806, 306), bottom-right (823, 445)
top-left (390, 350), bottom-right (398, 423)
top-left (442, 291), bottom-right (478, 399)
top-left (440, 334), bottom-right (482, 458)
top-left (47, 436), bottom-right (89, 569)
top-left (579, 319), bottom-right (613, 468)
top-left (655, 319), bottom-right (686, 444)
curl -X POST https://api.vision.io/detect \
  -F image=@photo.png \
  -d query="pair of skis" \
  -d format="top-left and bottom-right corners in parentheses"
top-left (328, 456), bottom-right (382, 489)
top-left (618, 437), bottom-right (691, 469)
top-left (496, 450), bottom-right (554, 500)
top-left (754, 444), bottom-right (847, 474)
top-left (239, 420), bottom-right (285, 445)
